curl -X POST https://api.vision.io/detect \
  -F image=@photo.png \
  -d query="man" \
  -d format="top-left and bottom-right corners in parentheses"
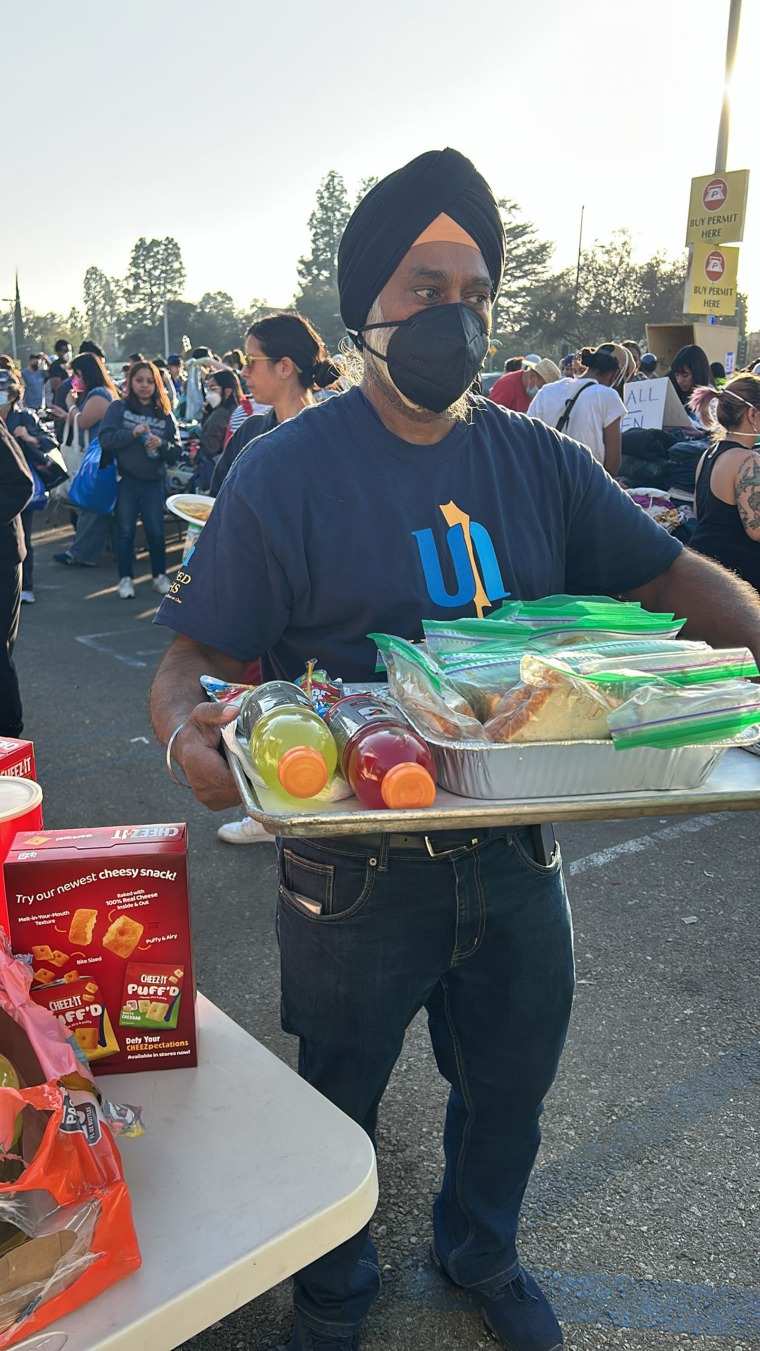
top-left (639, 353), bottom-right (658, 378)
top-left (167, 353), bottom-right (185, 397)
top-left (20, 353), bottom-right (46, 409)
top-left (0, 418), bottom-right (33, 736)
top-left (149, 149), bottom-right (760, 1351)
top-left (489, 357), bottom-right (561, 412)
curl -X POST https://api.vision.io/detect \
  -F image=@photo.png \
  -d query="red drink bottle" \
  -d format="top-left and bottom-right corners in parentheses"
top-left (326, 694), bottom-right (436, 810)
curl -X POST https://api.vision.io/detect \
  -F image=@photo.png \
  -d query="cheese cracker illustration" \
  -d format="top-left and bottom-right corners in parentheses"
top-left (73, 1026), bottom-right (99, 1053)
top-left (68, 908), bottom-right (98, 947)
top-left (102, 915), bottom-right (144, 960)
top-left (33, 967), bottom-right (56, 986)
top-left (31, 944), bottom-right (54, 962)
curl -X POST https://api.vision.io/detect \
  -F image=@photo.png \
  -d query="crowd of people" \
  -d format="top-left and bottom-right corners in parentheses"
top-left (3, 144), bottom-right (760, 1351)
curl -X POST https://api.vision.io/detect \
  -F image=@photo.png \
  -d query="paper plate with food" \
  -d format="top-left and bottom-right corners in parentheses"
top-left (166, 494), bottom-right (215, 526)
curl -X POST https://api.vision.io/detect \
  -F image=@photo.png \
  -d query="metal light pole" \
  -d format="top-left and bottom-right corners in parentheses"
top-left (163, 295), bottom-right (170, 359)
top-left (715, 0), bottom-right (742, 173)
top-left (574, 204), bottom-right (585, 312)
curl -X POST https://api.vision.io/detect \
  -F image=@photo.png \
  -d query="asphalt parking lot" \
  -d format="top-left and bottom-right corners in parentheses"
top-left (12, 511), bottom-right (760, 1351)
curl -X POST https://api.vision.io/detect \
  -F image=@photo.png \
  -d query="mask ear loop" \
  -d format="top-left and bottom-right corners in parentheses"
top-left (347, 319), bottom-right (404, 361)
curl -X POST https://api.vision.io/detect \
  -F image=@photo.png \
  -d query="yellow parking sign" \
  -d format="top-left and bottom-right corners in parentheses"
top-left (684, 243), bottom-right (740, 317)
top-left (685, 171), bottom-right (749, 246)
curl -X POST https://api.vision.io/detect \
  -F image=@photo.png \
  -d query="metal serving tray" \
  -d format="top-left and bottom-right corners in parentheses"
top-left (227, 744), bottom-right (760, 838)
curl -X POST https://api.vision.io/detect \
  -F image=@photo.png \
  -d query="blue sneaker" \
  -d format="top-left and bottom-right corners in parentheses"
top-left (431, 1245), bottom-right (563, 1350)
top-left (287, 1310), bottom-right (360, 1351)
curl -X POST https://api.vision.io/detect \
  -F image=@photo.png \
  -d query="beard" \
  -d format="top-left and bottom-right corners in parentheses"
top-left (360, 300), bottom-right (471, 425)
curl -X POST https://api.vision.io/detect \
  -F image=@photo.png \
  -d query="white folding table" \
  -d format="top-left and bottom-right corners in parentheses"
top-left (24, 995), bottom-right (378, 1351)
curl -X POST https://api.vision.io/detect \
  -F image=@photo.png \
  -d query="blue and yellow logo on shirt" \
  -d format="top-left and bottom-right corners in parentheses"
top-left (412, 501), bottom-right (509, 619)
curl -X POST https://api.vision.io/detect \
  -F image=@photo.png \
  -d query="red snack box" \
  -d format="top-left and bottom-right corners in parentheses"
top-left (0, 737), bottom-right (37, 783)
top-left (3, 823), bottom-right (196, 1075)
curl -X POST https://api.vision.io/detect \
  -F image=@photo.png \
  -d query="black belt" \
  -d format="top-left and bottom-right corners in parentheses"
top-left (325, 828), bottom-right (511, 857)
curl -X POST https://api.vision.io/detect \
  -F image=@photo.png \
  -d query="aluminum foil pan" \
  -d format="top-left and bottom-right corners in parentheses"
top-left (416, 732), bottom-right (724, 800)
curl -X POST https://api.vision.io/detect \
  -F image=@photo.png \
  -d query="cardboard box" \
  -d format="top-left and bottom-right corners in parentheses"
top-left (3, 824), bottom-right (196, 1075)
top-left (645, 321), bottom-right (740, 375)
top-left (0, 740), bottom-right (36, 785)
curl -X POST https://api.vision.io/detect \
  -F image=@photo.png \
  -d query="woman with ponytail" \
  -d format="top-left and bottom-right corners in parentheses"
top-left (210, 311), bottom-right (343, 497)
top-left (530, 342), bottom-right (633, 474)
top-left (211, 311), bottom-right (343, 845)
top-left (689, 374), bottom-right (760, 591)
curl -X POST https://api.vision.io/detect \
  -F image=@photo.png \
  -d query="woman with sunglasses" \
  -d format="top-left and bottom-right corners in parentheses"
top-left (210, 311), bottom-right (342, 497)
top-left (212, 311), bottom-right (342, 847)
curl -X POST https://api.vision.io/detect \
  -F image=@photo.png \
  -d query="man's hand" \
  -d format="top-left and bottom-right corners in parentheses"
top-left (172, 701), bottom-right (242, 811)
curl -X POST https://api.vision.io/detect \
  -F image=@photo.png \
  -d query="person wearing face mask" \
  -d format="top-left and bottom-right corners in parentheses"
top-left (99, 361), bottom-right (181, 599)
top-left (689, 376), bottom-right (760, 590)
top-left (195, 369), bottom-right (241, 492)
top-left (488, 357), bottom-right (561, 412)
top-left (149, 149), bottom-right (760, 1351)
top-left (529, 342), bottom-right (634, 476)
top-left (20, 354), bottom-right (46, 410)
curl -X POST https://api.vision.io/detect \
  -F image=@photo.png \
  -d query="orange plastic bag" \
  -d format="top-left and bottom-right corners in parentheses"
top-left (0, 940), bottom-right (141, 1346)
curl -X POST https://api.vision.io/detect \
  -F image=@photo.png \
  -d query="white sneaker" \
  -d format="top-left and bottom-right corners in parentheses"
top-left (118, 577), bottom-right (135, 599)
top-left (152, 573), bottom-right (172, 595)
top-left (217, 816), bottom-right (274, 844)
top-left (20, 591), bottom-right (35, 604)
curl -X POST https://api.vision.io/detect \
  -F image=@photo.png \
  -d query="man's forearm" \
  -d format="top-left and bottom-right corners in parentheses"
top-left (624, 549), bottom-right (760, 663)
top-left (150, 634), bottom-right (245, 745)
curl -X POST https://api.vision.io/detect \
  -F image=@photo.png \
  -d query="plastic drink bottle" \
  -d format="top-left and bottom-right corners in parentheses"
top-left (239, 682), bottom-right (338, 800)
top-left (326, 694), bottom-right (436, 809)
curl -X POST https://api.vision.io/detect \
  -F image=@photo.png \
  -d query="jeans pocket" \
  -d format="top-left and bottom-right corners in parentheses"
top-left (509, 827), bottom-right (562, 875)
top-left (280, 846), bottom-right (377, 920)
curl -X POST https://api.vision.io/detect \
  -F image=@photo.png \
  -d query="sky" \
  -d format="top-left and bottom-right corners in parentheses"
top-left (4, 0), bottom-right (759, 338)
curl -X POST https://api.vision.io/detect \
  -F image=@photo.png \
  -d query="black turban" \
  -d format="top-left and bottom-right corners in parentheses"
top-left (338, 148), bottom-right (505, 335)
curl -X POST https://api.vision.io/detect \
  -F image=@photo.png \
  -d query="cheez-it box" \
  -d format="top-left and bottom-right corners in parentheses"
top-left (0, 737), bottom-right (37, 783)
top-left (3, 823), bottom-right (196, 1075)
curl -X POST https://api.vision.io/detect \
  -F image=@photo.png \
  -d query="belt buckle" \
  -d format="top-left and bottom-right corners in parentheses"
top-left (424, 833), bottom-right (481, 858)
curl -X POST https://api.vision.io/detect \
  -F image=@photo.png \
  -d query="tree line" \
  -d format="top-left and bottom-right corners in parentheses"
top-left (2, 170), bottom-right (753, 365)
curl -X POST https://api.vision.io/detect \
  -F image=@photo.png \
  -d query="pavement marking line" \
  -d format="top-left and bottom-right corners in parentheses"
top-left (409, 1264), bottom-right (760, 1336)
top-left (527, 1039), bottom-right (760, 1219)
top-left (566, 812), bottom-right (726, 875)
top-left (543, 1269), bottom-right (760, 1336)
top-left (75, 632), bottom-right (146, 669)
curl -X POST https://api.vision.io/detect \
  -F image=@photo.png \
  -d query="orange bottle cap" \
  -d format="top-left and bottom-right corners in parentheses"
top-left (380, 762), bottom-right (436, 809)
top-left (278, 747), bottom-right (329, 799)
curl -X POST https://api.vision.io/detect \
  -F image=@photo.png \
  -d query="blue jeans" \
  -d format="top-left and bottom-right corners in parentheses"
top-left (115, 476), bottom-right (166, 579)
top-left (68, 509), bottom-right (112, 566)
top-left (276, 827), bottom-right (575, 1336)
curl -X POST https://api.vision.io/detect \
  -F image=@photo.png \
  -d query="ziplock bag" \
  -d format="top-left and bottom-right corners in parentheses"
top-left (608, 679), bottom-right (760, 750)
top-left (369, 635), bottom-right (484, 740)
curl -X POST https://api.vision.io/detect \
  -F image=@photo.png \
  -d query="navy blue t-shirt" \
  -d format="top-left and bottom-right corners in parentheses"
top-left (154, 388), bottom-right (682, 682)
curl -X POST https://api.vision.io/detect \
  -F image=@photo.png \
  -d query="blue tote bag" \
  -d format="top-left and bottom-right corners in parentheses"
top-left (68, 437), bottom-right (117, 515)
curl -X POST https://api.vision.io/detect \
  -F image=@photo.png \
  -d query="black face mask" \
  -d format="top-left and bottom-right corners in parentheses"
top-left (357, 303), bottom-right (489, 414)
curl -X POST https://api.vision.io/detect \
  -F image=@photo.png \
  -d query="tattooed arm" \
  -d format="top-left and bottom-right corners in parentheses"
top-left (734, 452), bottom-right (760, 541)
